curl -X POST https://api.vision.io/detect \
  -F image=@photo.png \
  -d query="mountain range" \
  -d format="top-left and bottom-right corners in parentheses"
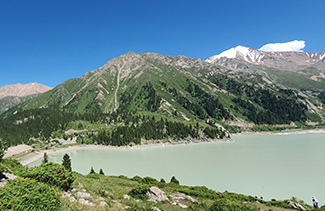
top-left (0, 46), bottom-right (324, 146)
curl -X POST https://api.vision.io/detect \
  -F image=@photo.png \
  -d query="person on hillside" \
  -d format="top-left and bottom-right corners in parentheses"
top-left (312, 196), bottom-right (319, 209)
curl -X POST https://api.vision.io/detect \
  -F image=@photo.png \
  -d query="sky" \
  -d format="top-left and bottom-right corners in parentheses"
top-left (1, 0), bottom-right (325, 88)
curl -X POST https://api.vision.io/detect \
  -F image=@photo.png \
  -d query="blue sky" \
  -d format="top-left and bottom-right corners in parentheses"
top-left (1, 0), bottom-right (325, 88)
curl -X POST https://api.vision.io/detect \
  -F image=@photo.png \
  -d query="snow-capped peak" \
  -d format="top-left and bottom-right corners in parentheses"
top-left (206, 45), bottom-right (265, 64)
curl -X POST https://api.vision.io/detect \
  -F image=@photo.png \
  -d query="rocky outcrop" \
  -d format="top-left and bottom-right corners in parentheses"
top-left (146, 186), bottom-right (169, 202)
top-left (287, 201), bottom-right (306, 210)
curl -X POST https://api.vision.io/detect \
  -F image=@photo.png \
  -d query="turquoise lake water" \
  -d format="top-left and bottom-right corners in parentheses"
top-left (29, 133), bottom-right (325, 204)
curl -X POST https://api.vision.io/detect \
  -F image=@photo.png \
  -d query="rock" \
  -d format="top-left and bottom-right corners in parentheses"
top-left (172, 202), bottom-right (177, 205)
top-left (71, 188), bottom-right (77, 192)
top-left (111, 200), bottom-right (118, 204)
top-left (78, 183), bottom-right (83, 188)
top-left (75, 191), bottom-right (91, 199)
top-left (135, 200), bottom-right (140, 203)
top-left (152, 207), bottom-right (161, 211)
top-left (105, 190), bottom-right (113, 197)
top-left (78, 198), bottom-right (96, 206)
top-left (146, 186), bottom-right (169, 202)
top-left (61, 192), bottom-right (71, 199)
top-left (82, 189), bottom-right (86, 192)
top-left (170, 193), bottom-right (198, 203)
top-left (123, 194), bottom-right (130, 200)
top-left (69, 196), bottom-right (77, 202)
top-left (124, 205), bottom-right (131, 209)
top-left (99, 201), bottom-right (108, 207)
top-left (98, 197), bottom-right (105, 201)
top-left (178, 203), bottom-right (188, 208)
top-left (287, 201), bottom-right (306, 210)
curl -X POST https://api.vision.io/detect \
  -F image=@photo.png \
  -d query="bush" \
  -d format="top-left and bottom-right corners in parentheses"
top-left (0, 158), bottom-right (26, 175)
top-left (0, 177), bottom-right (61, 210)
top-left (21, 162), bottom-right (75, 191)
top-left (131, 175), bottom-right (142, 182)
top-left (129, 184), bottom-right (150, 200)
top-left (209, 199), bottom-right (254, 211)
top-left (141, 177), bottom-right (159, 186)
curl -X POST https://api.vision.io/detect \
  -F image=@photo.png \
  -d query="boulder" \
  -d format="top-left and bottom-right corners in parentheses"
top-left (178, 203), bottom-right (188, 209)
top-left (146, 186), bottom-right (169, 202)
top-left (152, 207), bottom-right (161, 211)
top-left (75, 191), bottom-right (91, 199)
top-left (78, 198), bottom-right (96, 206)
top-left (123, 194), bottom-right (131, 200)
top-left (99, 201), bottom-right (108, 207)
top-left (287, 201), bottom-right (306, 210)
top-left (69, 196), bottom-right (76, 202)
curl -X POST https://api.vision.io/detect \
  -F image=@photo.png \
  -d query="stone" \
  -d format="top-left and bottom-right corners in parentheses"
top-left (123, 194), bottom-right (131, 200)
top-left (170, 193), bottom-right (198, 203)
top-left (69, 196), bottom-right (77, 202)
top-left (99, 201), bottom-right (108, 207)
top-left (61, 192), bottom-right (71, 199)
top-left (172, 202), bottom-right (177, 205)
top-left (111, 200), bottom-right (118, 204)
top-left (178, 203), bottom-right (188, 209)
top-left (75, 191), bottom-right (91, 199)
top-left (78, 198), bottom-right (96, 206)
top-left (98, 197), bottom-right (105, 201)
top-left (152, 207), bottom-right (161, 211)
top-left (105, 190), bottom-right (113, 197)
top-left (78, 183), bottom-right (83, 188)
top-left (146, 186), bottom-right (169, 202)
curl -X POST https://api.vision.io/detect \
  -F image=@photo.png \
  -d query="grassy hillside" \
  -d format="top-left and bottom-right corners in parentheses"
top-left (0, 158), bottom-right (313, 210)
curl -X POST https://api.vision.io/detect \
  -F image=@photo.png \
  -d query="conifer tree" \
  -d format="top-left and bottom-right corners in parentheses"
top-left (160, 178), bottom-right (166, 183)
top-left (89, 167), bottom-right (95, 174)
top-left (99, 168), bottom-right (104, 175)
top-left (42, 152), bottom-right (48, 164)
top-left (170, 176), bottom-right (179, 185)
top-left (62, 153), bottom-right (72, 171)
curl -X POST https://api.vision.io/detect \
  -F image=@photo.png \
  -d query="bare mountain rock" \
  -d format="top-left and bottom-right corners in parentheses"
top-left (0, 83), bottom-right (52, 99)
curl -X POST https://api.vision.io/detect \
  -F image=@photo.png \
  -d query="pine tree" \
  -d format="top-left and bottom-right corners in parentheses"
top-left (62, 153), bottom-right (72, 171)
top-left (99, 168), bottom-right (104, 175)
top-left (160, 178), bottom-right (166, 183)
top-left (170, 176), bottom-right (179, 185)
top-left (89, 167), bottom-right (95, 174)
top-left (42, 152), bottom-right (48, 164)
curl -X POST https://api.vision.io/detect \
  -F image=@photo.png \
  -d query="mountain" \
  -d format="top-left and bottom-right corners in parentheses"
top-left (1, 51), bottom-right (324, 146)
top-left (0, 83), bottom-right (52, 99)
top-left (0, 83), bottom-right (52, 114)
top-left (206, 46), bottom-right (325, 91)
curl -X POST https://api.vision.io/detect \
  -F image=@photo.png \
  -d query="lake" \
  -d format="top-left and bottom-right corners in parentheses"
top-left (29, 132), bottom-right (325, 204)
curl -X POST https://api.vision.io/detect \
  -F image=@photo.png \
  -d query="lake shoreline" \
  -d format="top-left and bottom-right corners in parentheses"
top-left (9, 128), bottom-right (325, 166)
top-left (17, 138), bottom-right (233, 166)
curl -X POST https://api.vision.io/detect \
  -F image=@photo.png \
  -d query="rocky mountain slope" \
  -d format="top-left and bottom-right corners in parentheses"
top-left (0, 83), bottom-right (52, 99)
top-left (0, 83), bottom-right (52, 114)
top-left (206, 46), bottom-right (325, 92)
top-left (4, 52), bottom-right (324, 127)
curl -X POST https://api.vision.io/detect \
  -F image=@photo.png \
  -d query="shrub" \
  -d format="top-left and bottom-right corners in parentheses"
top-left (141, 177), bottom-right (159, 186)
top-left (209, 199), bottom-right (254, 211)
top-left (0, 158), bottom-right (26, 176)
top-left (21, 162), bottom-right (75, 191)
top-left (128, 184), bottom-right (150, 200)
top-left (0, 177), bottom-right (61, 210)
top-left (131, 175), bottom-right (142, 182)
